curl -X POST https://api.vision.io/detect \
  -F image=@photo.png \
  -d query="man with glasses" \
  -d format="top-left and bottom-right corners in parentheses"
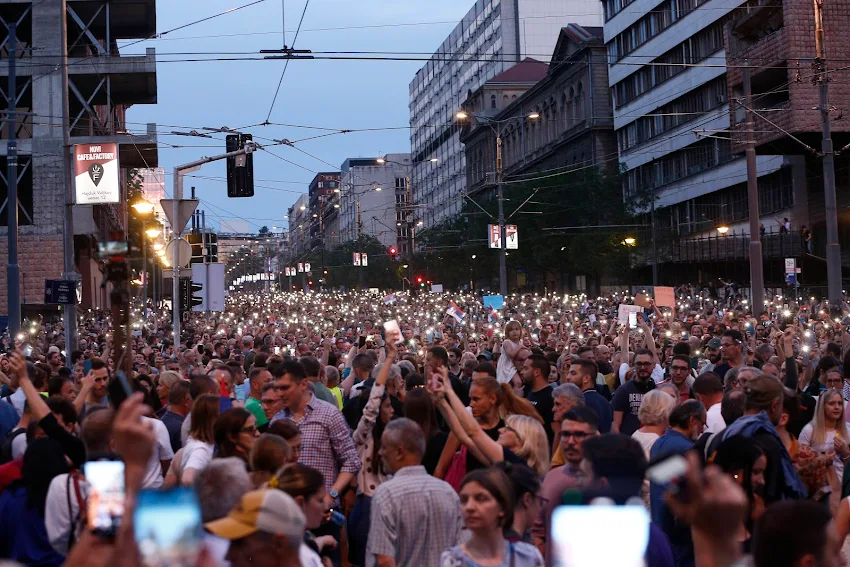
top-left (532, 407), bottom-right (599, 553)
top-left (649, 400), bottom-right (707, 567)
top-left (712, 330), bottom-right (745, 380)
top-left (667, 354), bottom-right (696, 403)
top-left (611, 349), bottom-right (657, 436)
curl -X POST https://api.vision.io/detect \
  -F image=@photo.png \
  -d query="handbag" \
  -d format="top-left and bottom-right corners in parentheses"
top-left (444, 445), bottom-right (468, 492)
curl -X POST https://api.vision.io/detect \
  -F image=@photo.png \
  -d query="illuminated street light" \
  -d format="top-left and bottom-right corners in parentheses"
top-left (717, 226), bottom-right (730, 235)
top-left (131, 199), bottom-right (155, 215)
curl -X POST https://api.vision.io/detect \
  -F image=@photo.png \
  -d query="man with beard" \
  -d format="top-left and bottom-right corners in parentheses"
top-left (611, 349), bottom-right (657, 436)
top-left (649, 400), bottom-right (706, 567)
top-left (700, 338), bottom-right (722, 373)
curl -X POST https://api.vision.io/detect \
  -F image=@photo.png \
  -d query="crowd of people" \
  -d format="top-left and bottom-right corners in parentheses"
top-left (0, 285), bottom-right (848, 566)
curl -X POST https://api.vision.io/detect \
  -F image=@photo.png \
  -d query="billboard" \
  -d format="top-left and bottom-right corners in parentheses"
top-left (74, 143), bottom-right (120, 204)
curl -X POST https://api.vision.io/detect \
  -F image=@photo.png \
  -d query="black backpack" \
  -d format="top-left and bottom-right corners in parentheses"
top-left (0, 427), bottom-right (26, 465)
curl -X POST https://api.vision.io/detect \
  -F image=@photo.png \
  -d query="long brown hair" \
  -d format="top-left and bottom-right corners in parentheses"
top-left (214, 408), bottom-right (252, 462)
top-left (189, 394), bottom-right (219, 444)
top-left (403, 388), bottom-right (438, 439)
top-left (472, 376), bottom-right (543, 424)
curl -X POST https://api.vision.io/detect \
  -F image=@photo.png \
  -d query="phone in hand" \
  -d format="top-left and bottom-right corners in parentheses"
top-left (134, 487), bottom-right (203, 567)
top-left (85, 460), bottom-right (126, 538)
top-left (383, 320), bottom-right (402, 344)
top-left (550, 505), bottom-right (649, 567)
top-left (628, 312), bottom-right (637, 329)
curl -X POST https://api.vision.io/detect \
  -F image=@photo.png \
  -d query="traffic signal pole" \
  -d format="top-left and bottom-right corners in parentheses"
top-left (170, 143), bottom-right (257, 346)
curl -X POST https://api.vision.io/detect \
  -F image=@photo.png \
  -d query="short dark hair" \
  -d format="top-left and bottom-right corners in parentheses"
top-left (473, 363), bottom-right (497, 378)
top-left (577, 360), bottom-right (598, 380)
top-left (430, 347), bottom-right (449, 366)
top-left (266, 419), bottom-right (301, 441)
top-left (279, 361), bottom-right (307, 383)
top-left (693, 372), bottom-right (724, 396)
top-left (753, 500), bottom-right (831, 567)
top-left (448, 347), bottom-right (462, 359)
top-left (90, 358), bottom-right (107, 372)
top-left (563, 406), bottom-right (599, 431)
top-left (299, 356), bottom-right (321, 378)
top-left (668, 400), bottom-right (705, 429)
top-left (825, 342), bottom-right (842, 359)
top-left (634, 348), bottom-right (653, 359)
top-left (47, 375), bottom-right (72, 397)
top-left (168, 380), bottom-right (191, 406)
top-left (722, 329), bottom-right (744, 344)
top-left (582, 434), bottom-right (647, 481)
top-left (351, 354), bottom-right (374, 373)
top-left (249, 366), bottom-right (270, 385)
top-left (527, 354), bottom-right (550, 378)
top-left (576, 345), bottom-right (594, 356)
top-left (46, 396), bottom-right (78, 426)
top-left (189, 375), bottom-right (217, 400)
top-left (672, 342), bottom-right (691, 356)
top-left (721, 390), bottom-right (747, 426)
top-left (671, 354), bottom-right (691, 367)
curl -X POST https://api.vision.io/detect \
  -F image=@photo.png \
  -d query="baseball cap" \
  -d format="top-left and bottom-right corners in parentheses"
top-left (477, 350), bottom-right (493, 361)
top-left (205, 489), bottom-right (305, 542)
top-left (706, 338), bottom-right (721, 349)
top-left (48, 346), bottom-right (61, 355)
top-left (743, 374), bottom-right (784, 407)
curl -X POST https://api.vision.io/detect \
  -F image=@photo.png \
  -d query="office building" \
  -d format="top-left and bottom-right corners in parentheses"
top-left (409, 0), bottom-right (602, 230)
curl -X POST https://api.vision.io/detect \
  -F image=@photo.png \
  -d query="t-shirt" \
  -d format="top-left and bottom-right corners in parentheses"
top-left (583, 389), bottom-right (613, 434)
top-left (467, 421), bottom-right (504, 472)
top-left (329, 386), bottom-right (343, 409)
top-left (181, 438), bottom-right (214, 474)
top-left (160, 411), bottom-right (185, 453)
top-left (310, 381), bottom-right (339, 406)
top-left (141, 417), bottom-right (174, 489)
top-left (610, 379), bottom-right (656, 436)
top-left (525, 384), bottom-right (555, 444)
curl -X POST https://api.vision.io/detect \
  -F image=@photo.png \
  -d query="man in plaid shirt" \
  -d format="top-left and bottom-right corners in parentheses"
top-left (270, 360), bottom-right (361, 510)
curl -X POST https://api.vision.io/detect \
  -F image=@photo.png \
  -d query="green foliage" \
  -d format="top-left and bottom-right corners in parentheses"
top-left (258, 226), bottom-right (270, 235)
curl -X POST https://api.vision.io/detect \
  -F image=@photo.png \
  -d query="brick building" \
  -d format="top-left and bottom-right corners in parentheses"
top-left (0, 1), bottom-right (158, 317)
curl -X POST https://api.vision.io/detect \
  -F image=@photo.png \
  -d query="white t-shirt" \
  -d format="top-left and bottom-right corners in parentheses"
top-left (705, 402), bottom-right (726, 435)
top-left (10, 429), bottom-right (27, 460)
top-left (496, 340), bottom-right (519, 384)
top-left (300, 543), bottom-right (324, 567)
top-left (631, 430), bottom-right (660, 460)
top-left (182, 438), bottom-right (214, 474)
top-left (7, 388), bottom-right (25, 418)
top-left (799, 422), bottom-right (850, 481)
top-left (141, 417), bottom-right (175, 489)
top-left (45, 472), bottom-right (89, 556)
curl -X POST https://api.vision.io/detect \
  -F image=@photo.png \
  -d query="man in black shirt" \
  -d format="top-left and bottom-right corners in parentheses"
top-left (521, 354), bottom-right (555, 444)
top-left (610, 349), bottom-right (656, 436)
top-left (712, 329), bottom-right (745, 383)
top-left (566, 359), bottom-right (613, 433)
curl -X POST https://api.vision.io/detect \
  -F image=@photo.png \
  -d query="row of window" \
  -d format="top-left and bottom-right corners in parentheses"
top-left (603, 0), bottom-right (638, 22)
top-left (624, 137), bottom-right (734, 195)
top-left (613, 17), bottom-right (728, 109)
top-left (607, 0), bottom-right (710, 62)
top-left (617, 76), bottom-right (727, 153)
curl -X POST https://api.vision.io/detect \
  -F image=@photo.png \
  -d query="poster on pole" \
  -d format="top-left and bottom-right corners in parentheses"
top-left (304, 263), bottom-right (311, 272)
top-left (488, 224), bottom-right (501, 249)
top-left (284, 267), bottom-right (290, 277)
top-left (298, 263), bottom-right (304, 273)
top-left (353, 253), bottom-right (361, 266)
top-left (74, 143), bottom-right (120, 204)
top-left (361, 254), bottom-right (368, 267)
top-left (506, 225), bottom-right (518, 250)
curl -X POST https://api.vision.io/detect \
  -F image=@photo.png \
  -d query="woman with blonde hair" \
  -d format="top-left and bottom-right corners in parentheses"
top-left (434, 368), bottom-right (550, 477)
top-left (632, 390), bottom-right (677, 459)
top-left (799, 388), bottom-right (850, 512)
top-left (156, 370), bottom-right (183, 407)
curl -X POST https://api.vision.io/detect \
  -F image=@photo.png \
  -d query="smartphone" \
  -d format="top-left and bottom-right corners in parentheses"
top-left (358, 336), bottom-right (366, 349)
top-left (274, 346), bottom-right (281, 355)
top-left (134, 487), bottom-right (203, 567)
top-left (550, 506), bottom-right (649, 567)
top-left (641, 312), bottom-right (650, 324)
top-left (628, 312), bottom-right (637, 329)
top-left (22, 345), bottom-right (32, 357)
top-left (85, 460), bottom-right (126, 538)
top-left (383, 320), bottom-right (402, 344)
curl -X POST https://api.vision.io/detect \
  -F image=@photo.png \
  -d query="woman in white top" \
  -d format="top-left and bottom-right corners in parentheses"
top-left (163, 394), bottom-right (219, 487)
top-left (631, 390), bottom-right (677, 459)
top-left (799, 388), bottom-right (850, 512)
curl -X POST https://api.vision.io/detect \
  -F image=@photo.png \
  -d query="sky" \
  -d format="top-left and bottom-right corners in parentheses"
top-left (123, 0), bottom-right (472, 234)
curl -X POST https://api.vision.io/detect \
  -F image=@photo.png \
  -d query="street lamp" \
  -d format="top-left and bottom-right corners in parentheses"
top-left (153, 243), bottom-right (164, 252)
top-left (624, 237), bottom-right (637, 246)
top-left (145, 227), bottom-right (161, 238)
top-left (131, 199), bottom-right (155, 215)
top-left (717, 226), bottom-right (730, 235)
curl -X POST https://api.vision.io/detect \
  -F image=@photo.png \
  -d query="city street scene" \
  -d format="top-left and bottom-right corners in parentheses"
top-left (0, 0), bottom-right (848, 566)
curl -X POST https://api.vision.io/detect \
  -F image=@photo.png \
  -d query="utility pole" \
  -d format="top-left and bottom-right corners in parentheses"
top-left (650, 192), bottom-right (658, 287)
top-left (6, 22), bottom-right (20, 337)
top-left (406, 176), bottom-right (414, 282)
top-left (496, 135), bottom-right (507, 296)
top-left (743, 61), bottom-right (765, 312)
top-left (814, 0), bottom-right (842, 308)
top-left (357, 200), bottom-right (364, 288)
top-left (60, 1), bottom-right (77, 359)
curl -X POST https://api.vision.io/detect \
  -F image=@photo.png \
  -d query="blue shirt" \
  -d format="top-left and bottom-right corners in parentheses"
top-left (649, 429), bottom-right (695, 567)
top-left (0, 401), bottom-right (18, 441)
top-left (0, 485), bottom-right (65, 566)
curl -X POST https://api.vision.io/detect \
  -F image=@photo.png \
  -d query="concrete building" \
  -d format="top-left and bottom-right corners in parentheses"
top-left (409, 0), bottom-right (603, 231)
top-left (308, 172), bottom-right (340, 251)
top-left (603, 0), bottom-right (806, 282)
top-left (287, 193), bottom-right (310, 258)
top-left (0, 1), bottom-right (158, 315)
top-left (461, 26), bottom-right (616, 196)
top-left (338, 154), bottom-right (411, 250)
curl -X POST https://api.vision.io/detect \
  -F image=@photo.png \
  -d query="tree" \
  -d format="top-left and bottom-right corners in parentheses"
top-left (258, 226), bottom-right (270, 235)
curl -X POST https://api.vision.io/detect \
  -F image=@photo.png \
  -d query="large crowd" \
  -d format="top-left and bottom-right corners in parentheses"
top-left (0, 284), bottom-right (848, 566)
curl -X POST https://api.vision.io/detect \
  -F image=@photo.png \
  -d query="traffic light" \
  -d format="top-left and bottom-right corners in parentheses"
top-left (190, 281), bottom-right (204, 310)
top-left (206, 233), bottom-right (218, 262)
top-left (226, 134), bottom-right (254, 198)
top-left (416, 276), bottom-right (424, 288)
top-left (178, 277), bottom-right (191, 312)
top-left (388, 245), bottom-right (398, 260)
top-left (188, 233), bottom-right (203, 264)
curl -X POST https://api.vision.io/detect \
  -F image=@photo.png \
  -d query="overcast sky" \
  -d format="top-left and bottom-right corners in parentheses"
top-left (124, 0), bottom-right (471, 233)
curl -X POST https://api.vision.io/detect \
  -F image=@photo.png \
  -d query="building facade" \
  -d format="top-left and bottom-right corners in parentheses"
top-left (461, 26), bottom-right (616, 196)
top-left (0, 0), bottom-right (158, 315)
top-left (287, 193), bottom-right (310, 259)
top-left (307, 172), bottom-right (340, 251)
top-left (338, 154), bottom-right (412, 250)
top-left (603, 0), bottom-right (809, 282)
top-left (409, 0), bottom-right (603, 231)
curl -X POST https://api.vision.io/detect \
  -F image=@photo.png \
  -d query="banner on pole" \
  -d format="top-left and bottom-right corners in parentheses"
top-left (488, 224), bottom-right (501, 249)
top-left (506, 225), bottom-right (518, 250)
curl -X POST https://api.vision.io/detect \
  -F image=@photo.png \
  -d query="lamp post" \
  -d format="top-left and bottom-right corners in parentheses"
top-left (131, 199), bottom-right (156, 321)
top-left (456, 111), bottom-right (539, 296)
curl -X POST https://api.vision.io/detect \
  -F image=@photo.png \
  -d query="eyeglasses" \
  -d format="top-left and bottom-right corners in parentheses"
top-left (670, 365), bottom-right (690, 373)
top-left (240, 425), bottom-right (257, 435)
top-left (635, 361), bottom-right (654, 367)
top-left (260, 399), bottom-right (277, 405)
top-left (560, 431), bottom-right (590, 441)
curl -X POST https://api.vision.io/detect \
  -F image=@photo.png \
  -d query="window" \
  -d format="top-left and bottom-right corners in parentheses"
top-left (491, 94), bottom-right (497, 109)
top-left (624, 137), bottom-right (733, 195)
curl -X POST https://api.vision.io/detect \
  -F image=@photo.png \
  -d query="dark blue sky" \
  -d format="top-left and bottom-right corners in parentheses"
top-left (124, 0), bottom-right (469, 233)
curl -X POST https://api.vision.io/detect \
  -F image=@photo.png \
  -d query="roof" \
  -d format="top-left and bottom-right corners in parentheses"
top-left (487, 58), bottom-right (549, 85)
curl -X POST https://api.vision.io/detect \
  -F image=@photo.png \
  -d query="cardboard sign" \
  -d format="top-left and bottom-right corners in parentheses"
top-left (483, 295), bottom-right (504, 310)
top-left (654, 286), bottom-right (676, 308)
top-left (618, 304), bottom-right (642, 324)
top-left (634, 293), bottom-right (652, 308)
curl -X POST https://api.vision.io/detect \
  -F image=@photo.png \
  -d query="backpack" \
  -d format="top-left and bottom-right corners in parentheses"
top-left (64, 470), bottom-right (87, 551)
top-left (0, 427), bottom-right (25, 465)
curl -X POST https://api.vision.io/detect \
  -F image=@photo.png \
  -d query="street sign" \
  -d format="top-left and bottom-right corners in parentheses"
top-left (44, 280), bottom-right (77, 305)
top-left (74, 143), bottom-right (120, 204)
top-left (784, 258), bottom-right (796, 275)
top-left (506, 225), bottom-right (518, 250)
top-left (160, 199), bottom-right (199, 234)
top-left (488, 224), bottom-right (501, 249)
top-left (165, 238), bottom-right (194, 267)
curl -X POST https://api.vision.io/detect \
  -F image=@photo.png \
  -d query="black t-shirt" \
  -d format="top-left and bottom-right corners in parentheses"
top-left (583, 389), bottom-right (613, 434)
top-left (423, 430), bottom-right (449, 475)
top-left (467, 420), bottom-right (504, 472)
top-left (610, 379), bottom-right (655, 436)
top-left (525, 384), bottom-right (555, 445)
